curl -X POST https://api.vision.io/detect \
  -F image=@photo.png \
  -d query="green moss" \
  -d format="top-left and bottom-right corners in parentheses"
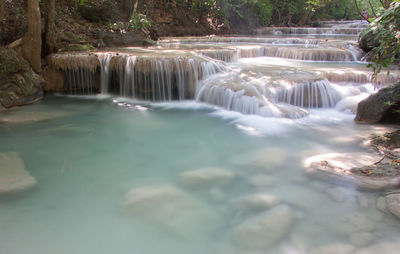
top-left (0, 48), bottom-right (30, 77)
top-left (63, 44), bottom-right (95, 52)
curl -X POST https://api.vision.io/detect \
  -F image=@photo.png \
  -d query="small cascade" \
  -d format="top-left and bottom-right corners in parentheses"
top-left (196, 49), bottom-right (239, 62)
top-left (256, 27), bottom-right (364, 36)
top-left (109, 54), bottom-right (226, 101)
top-left (260, 46), bottom-right (356, 62)
top-left (158, 37), bottom-right (320, 46)
top-left (195, 72), bottom-right (264, 115)
top-left (99, 53), bottom-right (112, 94)
top-left (276, 79), bottom-right (341, 108)
top-left (47, 53), bottom-right (100, 94)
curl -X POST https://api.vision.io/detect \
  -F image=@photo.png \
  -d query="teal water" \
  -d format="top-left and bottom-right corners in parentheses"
top-left (1, 95), bottom-right (399, 254)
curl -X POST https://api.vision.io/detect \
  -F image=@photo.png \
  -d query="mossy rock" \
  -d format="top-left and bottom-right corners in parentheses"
top-left (0, 47), bottom-right (42, 108)
top-left (0, 48), bottom-right (30, 79)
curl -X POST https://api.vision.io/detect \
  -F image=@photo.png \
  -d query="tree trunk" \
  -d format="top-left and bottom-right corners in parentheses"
top-left (20, 0), bottom-right (41, 73)
top-left (43, 0), bottom-right (57, 57)
top-left (0, 0), bottom-right (4, 40)
top-left (0, 0), bottom-right (4, 22)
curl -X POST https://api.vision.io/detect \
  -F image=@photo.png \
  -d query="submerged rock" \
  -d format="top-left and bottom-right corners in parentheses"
top-left (355, 242), bottom-right (400, 254)
top-left (385, 193), bottom-right (400, 219)
top-left (331, 213), bottom-right (375, 236)
top-left (355, 83), bottom-right (400, 124)
top-left (232, 147), bottom-right (286, 172)
top-left (349, 232), bottom-right (373, 247)
top-left (0, 48), bottom-right (42, 108)
top-left (0, 152), bottom-right (37, 196)
top-left (178, 167), bottom-right (235, 189)
top-left (232, 204), bottom-right (293, 250)
top-left (309, 243), bottom-right (355, 254)
top-left (121, 185), bottom-right (221, 237)
top-left (230, 193), bottom-right (279, 212)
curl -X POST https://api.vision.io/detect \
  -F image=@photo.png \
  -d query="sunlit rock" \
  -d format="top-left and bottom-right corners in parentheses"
top-left (230, 193), bottom-right (279, 212)
top-left (0, 152), bottom-right (37, 196)
top-left (385, 193), bottom-right (400, 219)
top-left (232, 205), bottom-right (293, 250)
top-left (309, 243), bottom-right (355, 254)
top-left (302, 152), bottom-right (400, 190)
top-left (178, 167), bottom-right (235, 189)
top-left (121, 185), bottom-right (221, 237)
top-left (355, 242), bottom-right (400, 254)
top-left (232, 147), bottom-right (286, 171)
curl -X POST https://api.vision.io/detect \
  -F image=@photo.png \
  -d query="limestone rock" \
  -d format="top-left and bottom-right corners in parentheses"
top-left (355, 242), bottom-right (400, 254)
top-left (230, 193), bottom-right (279, 212)
top-left (0, 152), bottom-right (37, 195)
top-left (178, 167), bottom-right (235, 189)
top-left (385, 193), bottom-right (400, 219)
top-left (232, 205), bottom-right (293, 250)
top-left (0, 48), bottom-right (42, 108)
top-left (121, 185), bottom-right (221, 236)
top-left (309, 243), bottom-right (355, 254)
top-left (355, 83), bottom-right (400, 124)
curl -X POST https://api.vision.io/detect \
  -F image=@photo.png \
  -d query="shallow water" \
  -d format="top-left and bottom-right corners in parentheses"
top-left (0, 96), bottom-right (399, 254)
top-left (2, 20), bottom-right (400, 253)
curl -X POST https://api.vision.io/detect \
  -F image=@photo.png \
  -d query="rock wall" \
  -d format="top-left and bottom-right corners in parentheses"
top-left (0, 48), bottom-right (42, 108)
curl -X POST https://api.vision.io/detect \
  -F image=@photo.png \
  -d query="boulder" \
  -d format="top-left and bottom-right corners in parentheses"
top-left (121, 185), bottom-right (221, 237)
top-left (232, 205), bottom-right (293, 250)
top-left (0, 152), bottom-right (37, 196)
top-left (355, 83), bottom-right (400, 124)
top-left (178, 167), bottom-right (235, 189)
top-left (385, 193), bottom-right (400, 219)
top-left (0, 48), bottom-right (42, 108)
top-left (358, 27), bottom-right (379, 53)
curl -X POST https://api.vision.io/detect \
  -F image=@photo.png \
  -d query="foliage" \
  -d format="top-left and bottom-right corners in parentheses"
top-left (366, 1), bottom-right (400, 79)
top-left (129, 11), bottom-right (151, 31)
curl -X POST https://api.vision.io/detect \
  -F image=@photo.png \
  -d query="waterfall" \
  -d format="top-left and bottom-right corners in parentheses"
top-left (276, 79), bottom-right (341, 108)
top-left (99, 53), bottom-right (112, 94)
top-left (195, 72), bottom-right (264, 115)
top-left (113, 55), bottom-right (226, 101)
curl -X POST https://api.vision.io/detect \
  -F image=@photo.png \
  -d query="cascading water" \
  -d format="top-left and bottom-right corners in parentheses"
top-left (45, 19), bottom-right (399, 116)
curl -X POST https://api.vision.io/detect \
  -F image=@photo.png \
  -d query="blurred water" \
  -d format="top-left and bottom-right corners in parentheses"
top-left (1, 96), bottom-right (399, 254)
